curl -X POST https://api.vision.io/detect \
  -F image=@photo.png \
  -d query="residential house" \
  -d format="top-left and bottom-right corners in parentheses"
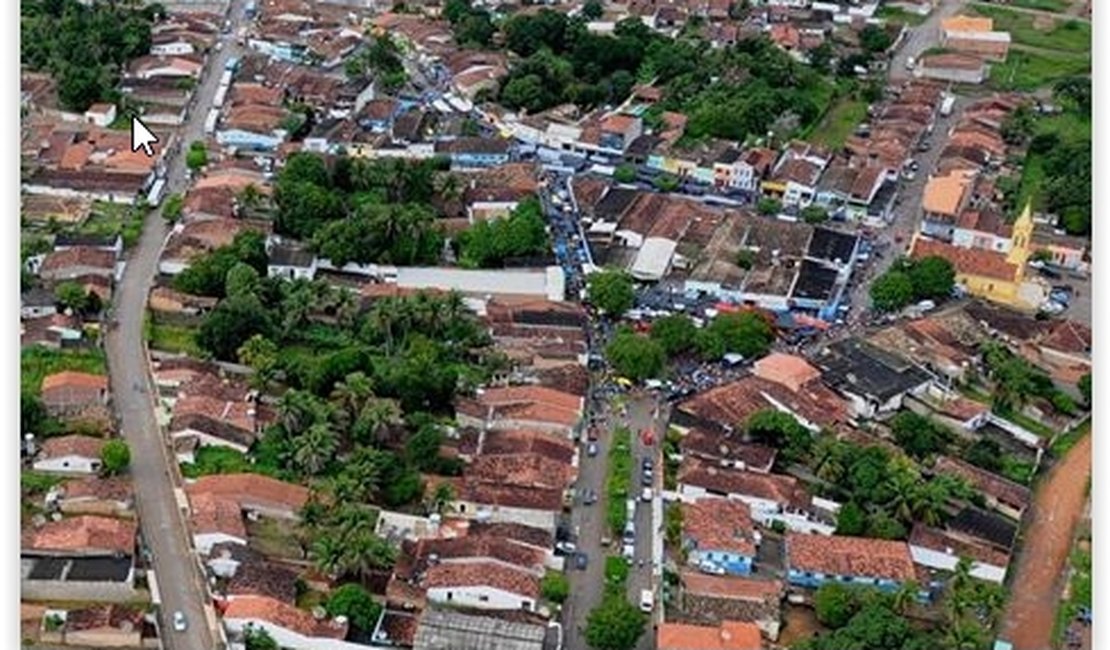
top-left (422, 561), bottom-right (542, 612)
top-left (910, 204), bottom-right (1048, 310)
top-left (40, 371), bottom-right (110, 418)
top-left (946, 505), bottom-right (1018, 556)
top-left (49, 476), bottom-right (134, 517)
top-left (677, 460), bottom-right (836, 535)
top-left (21, 313), bottom-right (86, 350)
top-left (451, 481), bottom-right (564, 533)
top-left (148, 286), bottom-right (219, 318)
top-left (672, 373), bottom-right (850, 436)
top-left (83, 104), bottom-right (117, 128)
top-left (22, 123), bottom-right (161, 204)
top-left (33, 435), bottom-right (105, 475)
top-left (186, 474), bottom-right (309, 554)
top-left (207, 543), bottom-right (299, 603)
top-left (170, 413), bottom-right (258, 463)
top-left (678, 572), bottom-right (784, 641)
top-left (411, 609), bottom-right (548, 650)
top-left (436, 137), bottom-right (512, 169)
top-left (951, 209), bottom-right (1014, 252)
top-left (217, 103), bottom-right (291, 151)
top-left (53, 233), bottom-right (124, 258)
top-left (600, 113), bottom-right (644, 153)
top-left (683, 499), bottom-right (759, 576)
top-left (908, 524), bottom-right (1009, 584)
top-left (813, 338), bottom-right (932, 420)
top-left (357, 98), bottom-right (401, 133)
top-left (718, 148), bottom-right (777, 193)
top-left (457, 385), bottom-right (584, 435)
top-left (917, 54), bottom-right (989, 84)
top-left (21, 287), bottom-right (58, 319)
top-left (813, 162), bottom-right (890, 221)
top-left (940, 16), bottom-right (1011, 61)
top-left (656, 621), bottom-right (763, 650)
top-left (40, 604), bottom-right (146, 648)
top-left (678, 428), bottom-right (778, 474)
top-left (266, 239), bottom-right (318, 280)
top-left (221, 595), bottom-right (355, 650)
top-left (921, 169), bottom-right (977, 238)
top-left (1032, 228), bottom-right (1088, 273)
top-left (128, 55), bottom-right (203, 79)
top-left (785, 533), bottom-right (916, 592)
top-left (933, 456), bottom-right (1030, 520)
top-left (21, 516), bottom-right (138, 602)
top-left (762, 143), bottom-right (830, 207)
top-left (38, 247), bottom-right (117, 282)
top-left (1026, 319), bottom-right (1091, 387)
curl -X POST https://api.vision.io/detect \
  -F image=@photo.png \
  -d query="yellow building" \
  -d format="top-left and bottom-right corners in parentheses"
top-left (909, 203), bottom-right (1047, 310)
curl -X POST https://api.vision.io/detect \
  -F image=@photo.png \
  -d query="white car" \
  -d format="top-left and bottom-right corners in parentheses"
top-left (698, 561), bottom-right (726, 576)
top-left (172, 611), bottom-right (187, 632)
top-left (555, 541), bottom-right (577, 556)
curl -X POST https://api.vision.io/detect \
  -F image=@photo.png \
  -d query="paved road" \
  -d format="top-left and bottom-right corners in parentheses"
top-left (625, 395), bottom-right (664, 650)
top-left (841, 94), bottom-right (970, 318)
top-left (889, 0), bottom-right (969, 82)
top-left (999, 432), bottom-right (1091, 649)
top-left (104, 3), bottom-right (248, 650)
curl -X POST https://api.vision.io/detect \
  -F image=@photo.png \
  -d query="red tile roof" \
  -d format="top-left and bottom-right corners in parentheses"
top-left (40, 247), bottom-right (116, 273)
top-left (910, 237), bottom-right (1017, 282)
top-left (679, 571), bottom-right (784, 601)
top-left (678, 459), bottom-right (806, 508)
top-left (657, 621), bottom-right (763, 650)
top-left (1040, 320), bottom-right (1091, 355)
top-left (423, 561), bottom-right (541, 599)
top-left (223, 595), bottom-right (348, 639)
top-left (683, 499), bottom-right (757, 557)
top-left (39, 434), bottom-right (105, 460)
top-left (23, 515), bottom-right (136, 555)
top-left (933, 456), bottom-right (1030, 513)
top-left (186, 473), bottom-right (309, 515)
top-left (41, 371), bottom-right (109, 393)
top-left (786, 533), bottom-right (915, 581)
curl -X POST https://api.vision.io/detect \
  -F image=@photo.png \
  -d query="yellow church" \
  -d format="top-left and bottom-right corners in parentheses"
top-left (909, 203), bottom-right (1048, 311)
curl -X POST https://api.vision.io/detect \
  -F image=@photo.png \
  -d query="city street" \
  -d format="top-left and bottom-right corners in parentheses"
top-left (625, 395), bottom-right (666, 650)
top-left (889, 0), bottom-right (969, 82)
top-left (103, 2), bottom-right (249, 650)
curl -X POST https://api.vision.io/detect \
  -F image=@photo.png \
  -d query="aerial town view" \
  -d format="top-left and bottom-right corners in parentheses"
top-left (18, 0), bottom-right (1092, 649)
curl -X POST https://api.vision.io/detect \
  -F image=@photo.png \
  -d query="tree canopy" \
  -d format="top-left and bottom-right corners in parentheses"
top-left (100, 439), bottom-right (131, 476)
top-left (587, 269), bottom-right (635, 316)
top-left (870, 254), bottom-right (956, 312)
top-left (325, 583), bottom-right (382, 631)
top-left (697, 311), bottom-right (774, 360)
top-left (585, 595), bottom-right (647, 650)
top-left (456, 198), bottom-right (549, 268)
top-left (606, 329), bottom-right (666, 382)
top-left (650, 314), bottom-right (699, 357)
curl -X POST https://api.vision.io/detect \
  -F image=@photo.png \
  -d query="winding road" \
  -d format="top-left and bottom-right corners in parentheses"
top-left (104, 2), bottom-right (248, 649)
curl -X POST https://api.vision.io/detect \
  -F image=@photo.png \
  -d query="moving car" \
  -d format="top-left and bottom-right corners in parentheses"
top-left (586, 442), bottom-right (599, 457)
top-left (172, 611), bottom-right (187, 632)
top-left (575, 553), bottom-right (589, 570)
top-left (555, 541), bottom-right (577, 556)
top-left (640, 589), bottom-right (654, 613)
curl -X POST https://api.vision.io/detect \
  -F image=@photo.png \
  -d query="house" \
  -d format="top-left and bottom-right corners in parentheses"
top-left (21, 313), bottom-right (87, 350)
top-left (458, 385), bottom-right (584, 435)
top-left (422, 561), bottom-right (542, 612)
top-left (53, 233), bottom-right (124, 258)
top-left (813, 339), bottom-right (932, 420)
top-left (412, 609), bottom-right (548, 650)
top-left (946, 505), bottom-right (1018, 554)
top-left (21, 287), bottom-right (58, 319)
top-left (38, 247), bottom-right (118, 282)
top-left (678, 428), bottom-right (778, 473)
top-left (910, 204), bottom-right (1047, 311)
top-left (762, 143), bottom-right (830, 207)
top-left (49, 476), bottom-right (134, 517)
top-left (940, 15), bottom-right (1011, 61)
top-left (222, 595), bottom-right (356, 650)
top-left (951, 209), bottom-right (1014, 253)
top-left (436, 137), bottom-right (511, 169)
top-left (169, 413), bottom-right (258, 461)
top-left (752, 353), bottom-right (821, 393)
top-left (23, 515), bottom-right (136, 557)
top-left (677, 460), bottom-right (836, 535)
top-left (451, 482), bottom-right (563, 533)
top-left (921, 170), bottom-right (977, 232)
top-left (657, 621), bottom-right (763, 650)
top-left (917, 54), bottom-right (989, 85)
top-left (186, 474), bottom-right (309, 554)
top-left (908, 524), bottom-right (1009, 584)
top-left (1028, 319), bottom-right (1091, 387)
top-left (207, 543), bottom-right (300, 603)
top-left (673, 374), bottom-right (850, 436)
top-left (785, 533), bottom-right (916, 592)
top-left (266, 241), bottom-right (318, 280)
top-left (1031, 228), bottom-right (1089, 273)
top-left (600, 113), bottom-right (644, 153)
top-left (83, 103), bottom-right (118, 128)
top-left (933, 456), bottom-right (1030, 520)
top-left (683, 499), bottom-right (759, 576)
top-left (33, 435), bottom-right (105, 475)
top-left (40, 371), bottom-right (110, 417)
top-left (128, 55), bottom-right (203, 79)
top-left (148, 286), bottom-right (218, 317)
top-left (678, 572), bottom-right (784, 640)
top-left (40, 604), bottom-right (146, 648)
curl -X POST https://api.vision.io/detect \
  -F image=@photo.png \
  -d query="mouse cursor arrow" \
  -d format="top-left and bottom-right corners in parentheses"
top-left (131, 117), bottom-right (159, 157)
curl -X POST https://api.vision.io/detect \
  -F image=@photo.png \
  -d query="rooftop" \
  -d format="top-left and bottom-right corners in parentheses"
top-left (657, 621), bottom-right (763, 650)
top-left (910, 237), bottom-right (1018, 282)
top-left (423, 560), bottom-right (541, 599)
top-left (413, 609), bottom-right (548, 650)
top-left (683, 499), bottom-right (757, 557)
top-left (677, 459), bottom-right (806, 508)
top-left (223, 595), bottom-right (348, 639)
top-left (786, 533), bottom-right (916, 581)
top-left (23, 515), bottom-right (136, 555)
top-left (815, 338), bottom-right (932, 402)
top-left (38, 434), bottom-right (105, 460)
top-left (933, 456), bottom-right (1031, 513)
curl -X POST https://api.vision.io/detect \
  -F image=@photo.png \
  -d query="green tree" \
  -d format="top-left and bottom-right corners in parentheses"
top-left (1079, 373), bottom-right (1091, 405)
top-left (813, 583), bottom-right (861, 628)
top-left (237, 334), bottom-right (280, 389)
top-left (908, 255), bottom-right (956, 301)
top-left (100, 439), bottom-right (131, 476)
top-left (700, 311), bottom-right (774, 359)
top-left (197, 294), bottom-right (276, 361)
top-left (326, 583), bottom-right (382, 631)
top-left (757, 198), bottom-right (782, 216)
top-left (584, 596), bottom-right (646, 650)
top-left (582, 0), bottom-right (604, 19)
top-left (587, 269), bottom-right (635, 316)
top-left (606, 330), bottom-right (666, 382)
top-left (870, 270), bottom-right (914, 312)
top-left (653, 174), bottom-right (680, 192)
top-left (859, 25), bottom-right (893, 53)
top-left (456, 198), bottom-right (548, 268)
top-left (224, 262), bottom-right (261, 298)
top-left (889, 411), bottom-right (951, 460)
top-left (801, 205), bottom-right (829, 224)
top-left (54, 281), bottom-right (90, 314)
top-left (964, 438), bottom-right (1003, 473)
top-left (162, 192), bottom-right (184, 222)
top-left (185, 141), bottom-right (208, 171)
top-left (614, 163), bottom-right (637, 183)
top-left (541, 571), bottom-right (570, 604)
top-left (745, 409), bottom-right (811, 461)
top-left (649, 314), bottom-right (698, 357)
top-left (244, 628), bottom-right (279, 650)
top-left (835, 501), bottom-right (867, 536)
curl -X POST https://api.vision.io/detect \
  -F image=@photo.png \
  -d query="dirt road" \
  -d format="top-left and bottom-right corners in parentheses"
top-left (998, 433), bottom-right (1091, 650)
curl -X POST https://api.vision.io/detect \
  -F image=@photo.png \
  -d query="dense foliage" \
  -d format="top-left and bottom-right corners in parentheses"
top-left (456, 198), bottom-right (549, 267)
top-left (870, 256), bottom-right (956, 312)
top-left (22, 0), bottom-right (158, 110)
top-left (584, 594), bottom-right (646, 650)
top-left (606, 329), bottom-right (666, 382)
top-left (274, 153), bottom-right (451, 267)
top-left (587, 268), bottom-right (635, 316)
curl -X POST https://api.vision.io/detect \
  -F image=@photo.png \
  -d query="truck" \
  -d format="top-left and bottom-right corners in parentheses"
top-left (204, 108), bottom-right (219, 135)
top-left (219, 70), bottom-right (233, 87)
top-left (213, 84), bottom-right (229, 109)
top-left (939, 94), bottom-right (956, 117)
top-left (224, 57), bottom-right (239, 72)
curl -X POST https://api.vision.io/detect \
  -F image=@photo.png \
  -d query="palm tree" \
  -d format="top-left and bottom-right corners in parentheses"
top-left (427, 482), bottom-right (456, 515)
top-left (330, 371), bottom-right (375, 427)
top-left (891, 579), bottom-right (920, 616)
top-left (310, 533), bottom-right (345, 578)
top-left (293, 423), bottom-right (339, 476)
top-left (341, 529), bottom-right (397, 580)
top-left (354, 398), bottom-right (403, 445)
top-left (238, 183), bottom-right (264, 215)
top-left (910, 480), bottom-right (950, 527)
top-left (944, 621), bottom-right (986, 650)
top-left (277, 390), bottom-right (324, 437)
top-left (334, 288), bottom-right (360, 329)
top-left (281, 280), bottom-right (317, 337)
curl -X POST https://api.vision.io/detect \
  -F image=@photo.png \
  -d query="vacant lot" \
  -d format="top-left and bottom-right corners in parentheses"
top-left (810, 99), bottom-right (868, 150)
top-left (1003, 0), bottom-right (1070, 12)
top-left (987, 50), bottom-right (1090, 91)
top-left (970, 5), bottom-right (1090, 52)
top-left (21, 346), bottom-right (107, 395)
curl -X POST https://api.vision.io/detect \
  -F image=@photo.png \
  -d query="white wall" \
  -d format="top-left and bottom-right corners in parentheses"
top-left (194, 532), bottom-right (247, 556)
top-left (224, 619), bottom-right (369, 650)
top-left (453, 501), bottom-right (558, 532)
top-left (171, 428), bottom-right (251, 454)
top-left (33, 455), bottom-right (101, 475)
top-left (152, 42), bottom-right (196, 56)
top-left (426, 585), bottom-right (535, 612)
top-left (909, 545), bottom-right (1006, 583)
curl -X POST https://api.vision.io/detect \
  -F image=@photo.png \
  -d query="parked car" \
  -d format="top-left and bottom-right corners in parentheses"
top-left (555, 541), bottom-right (577, 556)
top-left (172, 611), bottom-right (187, 632)
top-left (698, 561), bottom-right (726, 576)
top-left (641, 488), bottom-right (653, 502)
top-left (586, 442), bottom-right (599, 457)
top-left (575, 552), bottom-right (589, 570)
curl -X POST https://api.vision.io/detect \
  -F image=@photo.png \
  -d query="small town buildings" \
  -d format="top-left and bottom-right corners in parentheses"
top-left (49, 476), bottom-right (134, 517)
top-left (940, 16), bottom-right (1011, 62)
top-left (221, 595), bottom-right (355, 650)
top-left (39, 604), bottom-right (146, 648)
top-left (656, 620), bottom-right (764, 650)
top-left (683, 499), bottom-right (759, 576)
top-left (933, 456), bottom-right (1031, 520)
top-left (411, 609), bottom-right (550, 650)
top-left (908, 524), bottom-right (1010, 584)
top-left (38, 247), bottom-right (118, 283)
top-left (185, 474), bottom-right (309, 555)
top-left (917, 54), bottom-right (990, 85)
top-left (785, 533), bottom-right (916, 592)
top-left (22, 515), bottom-right (138, 602)
top-left (32, 435), bottom-right (106, 475)
top-left (813, 338), bottom-right (932, 420)
top-left (677, 572), bottom-right (785, 640)
top-left (422, 561), bottom-right (542, 612)
top-left (83, 103), bottom-right (118, 128)
top-left (40, 371), bottom-right (110, 418)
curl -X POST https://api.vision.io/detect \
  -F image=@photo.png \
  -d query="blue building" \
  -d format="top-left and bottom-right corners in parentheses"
top-left (436, 137), bottom-right (511, 169)
top-left (785, 533), bottom-right (916, 593)
top-left (682, 499), bottom-right (758, 576)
